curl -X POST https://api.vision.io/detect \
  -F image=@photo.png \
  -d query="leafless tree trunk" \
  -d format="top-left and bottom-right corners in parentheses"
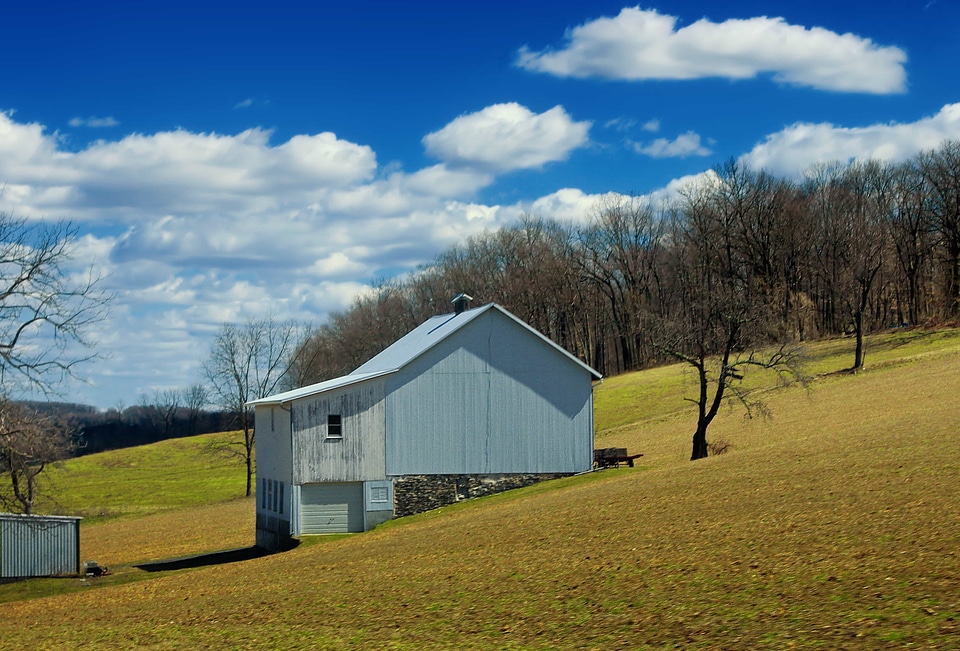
top-left (805, 162), bottom-right (890, 370)
top-left (887, 161), bottom-right (936, 326)
top-left (920, 140), bottom-right (960, 318)
top-left (578, 195), bottom-right (665, 374)
top-left (139, 389), bottom-right (182, 439)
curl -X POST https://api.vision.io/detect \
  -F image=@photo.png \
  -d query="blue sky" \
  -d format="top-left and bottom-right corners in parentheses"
top-left (2, 1), bottom-right (959, 408)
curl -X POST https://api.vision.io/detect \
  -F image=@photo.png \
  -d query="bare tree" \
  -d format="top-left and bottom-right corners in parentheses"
top-left (804, 162), bottom-right (890, 369)
top-left (658, 165), bottom-right (805, 460)
top-left (0, 213), bottom-right (110, 512)
top-left (112, 399), bottom-right (126, 426)
top-left (0, 216), bottom-right (110, 390)
top-left (142, 389), bottom-right (182, 439)
top-left (180, 384), bottom-right (208, 436)
top-left (887, 160), bottom-right (936, 326)
top-left (0, 400), bottom-right (73, 514)
top-left (204, 316), bottom-right (305, 497)
top-left (578, 196), bottom-right (665, 374)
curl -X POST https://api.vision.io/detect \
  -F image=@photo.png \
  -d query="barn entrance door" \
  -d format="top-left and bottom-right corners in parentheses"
top-left (299, 483), bottom-right (364, 534)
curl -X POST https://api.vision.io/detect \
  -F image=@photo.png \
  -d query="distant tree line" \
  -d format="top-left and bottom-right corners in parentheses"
top-left (288, 141), bottom-right (960, 390)
top-left (21, 390), bottom-right (235, 458)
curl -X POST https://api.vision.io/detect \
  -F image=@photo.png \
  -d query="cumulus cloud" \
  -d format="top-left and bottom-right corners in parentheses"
top-left (69, 116), bottom-right (120, 128)
top-left (632, 131), bottom-right (712, 158)
top-left (0, 114), bottom-right (378, 221)
top-left (526, 188), bottom-right (622, 223)
top-left (233, 98), bottom-right (254, 109)
top-left (422, 103), bottom-right (591, 172)
top-left (741, 102), bottom-right (960, 177)
top-left (516, 7), bottom-right (907, 94)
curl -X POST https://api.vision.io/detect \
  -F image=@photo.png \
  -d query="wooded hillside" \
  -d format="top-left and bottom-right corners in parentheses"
top-left (290, 141), bottom-right (960, 386)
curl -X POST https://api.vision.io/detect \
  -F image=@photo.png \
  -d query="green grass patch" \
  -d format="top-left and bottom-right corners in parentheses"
top-left (37, 430), bottom-right (249, 521)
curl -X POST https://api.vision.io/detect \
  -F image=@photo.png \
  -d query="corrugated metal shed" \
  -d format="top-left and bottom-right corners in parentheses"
top-left (1, 513), bottom-right (81, 578)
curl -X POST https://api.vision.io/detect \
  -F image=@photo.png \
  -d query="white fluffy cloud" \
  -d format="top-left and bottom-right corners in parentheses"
top-left (632, 131), bottom-right (712, 158)
top-left (516, 7), bottom-right (906, 94)
top-left (0, 113), bottom-right (378, 221)
top-left (741, 102), bottom-right (960, 177)
top-left (422, 103), bottom-right (591, 172)
top-left (526, 188), bottom-right (621, 223)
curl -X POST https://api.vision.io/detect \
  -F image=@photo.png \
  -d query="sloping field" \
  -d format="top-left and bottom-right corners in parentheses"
top-left (2, 332), bottom-right (959, 649)
top-left (37, 430), bottom-right (249, 520)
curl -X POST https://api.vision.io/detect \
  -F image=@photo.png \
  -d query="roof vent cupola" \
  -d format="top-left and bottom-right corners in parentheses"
top-left (452, 293), bottom-right (473, 315)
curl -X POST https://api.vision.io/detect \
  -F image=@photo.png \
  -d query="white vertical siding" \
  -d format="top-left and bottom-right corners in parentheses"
top-left (292, 377), bottom-right (387, 483)
top-left (255, 405), bottom-right (292, 484)
top-left (255, 404), bottom-right (293, 524)
top-left (385, 309), bottom-right (594, 475)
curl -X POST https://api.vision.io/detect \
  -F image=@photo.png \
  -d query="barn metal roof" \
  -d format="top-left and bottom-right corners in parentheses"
top-left (246, 369), bottom-right (397, 406)
top-left (248, 303), bottom-right (601, 406)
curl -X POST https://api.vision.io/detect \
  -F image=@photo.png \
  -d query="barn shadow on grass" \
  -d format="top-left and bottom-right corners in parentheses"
top-left (135, 544), bottom-right (289, 572)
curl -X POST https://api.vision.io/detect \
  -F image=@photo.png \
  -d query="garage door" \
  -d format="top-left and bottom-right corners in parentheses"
top-left (300, 483), bottom-right (364, 534)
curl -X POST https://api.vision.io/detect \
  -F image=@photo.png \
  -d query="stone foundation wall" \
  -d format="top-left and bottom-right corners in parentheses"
top-left (393, 473), bottom-right (571, 518)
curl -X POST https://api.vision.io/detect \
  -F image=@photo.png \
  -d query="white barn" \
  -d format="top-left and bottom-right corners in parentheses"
top-left (249, 300), bottom-right (601, 550)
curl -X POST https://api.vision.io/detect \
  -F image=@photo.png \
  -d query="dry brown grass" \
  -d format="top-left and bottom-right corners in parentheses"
top-left (80, 498), bottom-right (255, 567)
top-left (2, 341), bottom-right (958, 649)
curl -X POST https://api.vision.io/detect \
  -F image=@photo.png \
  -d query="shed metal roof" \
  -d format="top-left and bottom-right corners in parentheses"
top-left (248, 303), bottom-right (601, 406)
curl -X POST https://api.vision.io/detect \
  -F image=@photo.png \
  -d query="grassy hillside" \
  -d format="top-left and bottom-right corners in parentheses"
top-left (36, 430), bottom-right (249, 520)
top-left (596, 326), bottom-right (960, 428)
top-left (2, 329), bottom-right (959, 649)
